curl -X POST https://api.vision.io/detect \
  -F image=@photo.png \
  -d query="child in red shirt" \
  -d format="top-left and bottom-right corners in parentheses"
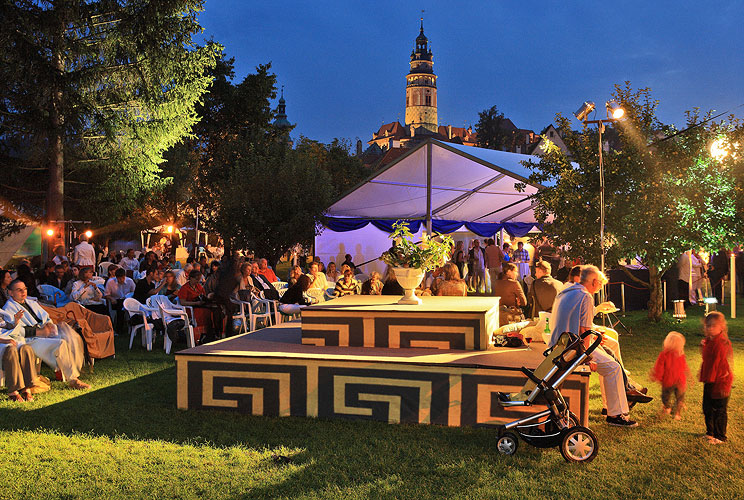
top-left (650, 331), bottom-right (688, 420)
top-left (699, 311), bottom-right (734, 444)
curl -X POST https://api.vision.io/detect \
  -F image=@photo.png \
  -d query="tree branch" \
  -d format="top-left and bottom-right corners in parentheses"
top-left (620, 266), bottom-right (650, 289)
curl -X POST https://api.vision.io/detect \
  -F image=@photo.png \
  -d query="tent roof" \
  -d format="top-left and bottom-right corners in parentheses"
top-left (328, 139), bottom-right (546, 224)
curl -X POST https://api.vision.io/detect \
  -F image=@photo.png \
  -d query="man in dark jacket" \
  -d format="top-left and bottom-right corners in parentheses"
top-left (707, 249), bottom-right (730, 304)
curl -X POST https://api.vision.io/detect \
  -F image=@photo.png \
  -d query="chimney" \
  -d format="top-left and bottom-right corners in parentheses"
top-left (447, 125), bottom-right (452, 139)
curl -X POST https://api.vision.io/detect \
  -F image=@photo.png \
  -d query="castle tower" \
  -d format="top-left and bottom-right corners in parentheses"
top-left (404, 19), bottom-right (438, 133)
top-left (274, 86), bottom-right (292, 129)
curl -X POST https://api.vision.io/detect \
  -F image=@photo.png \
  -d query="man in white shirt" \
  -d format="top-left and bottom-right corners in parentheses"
top-left (119, 249), bottom-right (141, 272)
top-left (73, 235), bottom-right (96, 269)
top-left (469, 239), bottom-right (486, 293)
top-left (104, 267), bottom-right (135, 335)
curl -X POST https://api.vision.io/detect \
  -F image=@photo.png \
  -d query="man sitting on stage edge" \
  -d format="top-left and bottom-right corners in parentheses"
top-left (549, 265), bottom-right (638, 428)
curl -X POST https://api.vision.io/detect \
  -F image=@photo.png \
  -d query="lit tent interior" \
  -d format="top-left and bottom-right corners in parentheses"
top-left (316, 139), bottom-right (549, 275)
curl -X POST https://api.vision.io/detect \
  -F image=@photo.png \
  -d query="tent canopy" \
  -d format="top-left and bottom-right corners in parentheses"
top-left (327, 139), bottom-right (547, 228)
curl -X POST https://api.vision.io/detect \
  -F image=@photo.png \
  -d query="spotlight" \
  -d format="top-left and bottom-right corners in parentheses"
top-left (166, 225), bottom-right (174, 233)
top-left (711, 138), bottom-right (729, 160)
top-left (84, 230), bottom-right (93, 238)
top-left (46, 229), bottom-right (55, 237)
top-left (574, 101), bottom-right (595, 122)
top-left (606, 100), bottom-right (624, 119)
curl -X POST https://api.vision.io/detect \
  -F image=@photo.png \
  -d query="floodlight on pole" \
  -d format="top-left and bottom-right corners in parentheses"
top-left (84, 230), bottom-right (93, 238)
top-left (46, 228), bottom-right (55, 237)
top-left (574, 101), bottom-right (596, 122)
top-left (574, 98), bottom-right (625, 303)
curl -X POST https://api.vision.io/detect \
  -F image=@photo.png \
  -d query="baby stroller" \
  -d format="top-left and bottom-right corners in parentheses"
top-left (495, 330), bottom-right (603, 463)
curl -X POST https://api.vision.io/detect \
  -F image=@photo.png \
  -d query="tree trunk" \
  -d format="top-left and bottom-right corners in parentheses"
top-left (48, 13), bottom-right (65, 252)
top-left (647, 265), bottom-right (663, 322)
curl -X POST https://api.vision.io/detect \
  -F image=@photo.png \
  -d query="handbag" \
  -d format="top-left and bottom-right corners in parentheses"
top-left (499, 304), bottom-right (525, 325)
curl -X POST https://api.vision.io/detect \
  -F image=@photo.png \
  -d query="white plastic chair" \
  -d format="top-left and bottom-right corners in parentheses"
top-left (272, 281), bottom-right (289, 298)
top-left (98, 261), bottom-right (115, 277)
top-left (147, 295), bottom-right (195, 354)
top-left (123, 297), bottom-right (154, 351)
top-left (231, 296), bottom-right (272, 332)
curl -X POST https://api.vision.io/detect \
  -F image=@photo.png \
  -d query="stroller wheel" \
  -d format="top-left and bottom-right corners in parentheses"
top-left (496, 432), bottom-right (519, 456)
top-left (560, 426), bottom-right (598, 463)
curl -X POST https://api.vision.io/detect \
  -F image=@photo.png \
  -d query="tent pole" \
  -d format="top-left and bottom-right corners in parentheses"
top-left (426, 142), bottom-right (432, 234)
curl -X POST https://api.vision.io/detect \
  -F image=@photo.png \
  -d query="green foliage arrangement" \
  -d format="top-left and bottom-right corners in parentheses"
top-left (380, 221), bottom-right (454, 272)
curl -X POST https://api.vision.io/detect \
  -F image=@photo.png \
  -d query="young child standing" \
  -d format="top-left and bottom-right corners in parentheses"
top-left (650, 331), bottom-right (689, 420)
top-left (699, 311), bottom-right (734, 444)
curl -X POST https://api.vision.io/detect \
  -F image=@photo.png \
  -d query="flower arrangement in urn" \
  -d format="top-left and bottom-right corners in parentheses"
top-left (380, 220), bottom-right (454, 304)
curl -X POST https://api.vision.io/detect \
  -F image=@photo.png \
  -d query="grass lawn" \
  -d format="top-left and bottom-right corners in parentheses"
top-left (1, 303), bottom-right (743, 499)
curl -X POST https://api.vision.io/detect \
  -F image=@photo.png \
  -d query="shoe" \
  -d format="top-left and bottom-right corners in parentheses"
top-left (673, 414), bottom-right (682, 421)
top-left (640, 387), bottom-right (648, 395)
top-left (709, 437), bottom-right (724, 445)
top-left (607, 415), bottom-right (638, 428)
top-left (626, 388), bottom-right (653, 404)
top-left (601, 408), bottom-right (607, 416)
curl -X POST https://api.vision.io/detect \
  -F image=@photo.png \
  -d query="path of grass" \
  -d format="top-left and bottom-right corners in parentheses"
top-left (0, 304), bottom-right (742, 499)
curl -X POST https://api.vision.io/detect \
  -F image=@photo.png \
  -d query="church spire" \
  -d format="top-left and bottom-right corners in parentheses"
top-left (274, 85), bottom-right (292, 129)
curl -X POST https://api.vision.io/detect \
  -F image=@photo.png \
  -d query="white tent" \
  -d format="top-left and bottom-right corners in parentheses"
top-left (316, 139), bottom-right (547, 274)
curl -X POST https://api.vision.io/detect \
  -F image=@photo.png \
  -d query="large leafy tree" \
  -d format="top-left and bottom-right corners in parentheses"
top-left (523, 83), bottom-right (744, 321)
top-left (475, 105), bottom-right (512, 150)
top-left (0, 0), bottom-right (219, 238)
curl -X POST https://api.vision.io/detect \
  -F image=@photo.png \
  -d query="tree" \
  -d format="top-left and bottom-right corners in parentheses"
top-left (475, 105), bottom-right (512, 150)
top-left (294, 137), bottom-right (368, 198)
top-left (0, 1), bottom-right (219, 237)
top-left (522, 83), bottom-right (744, 321)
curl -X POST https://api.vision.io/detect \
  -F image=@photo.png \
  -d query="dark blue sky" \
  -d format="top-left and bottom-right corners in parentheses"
top-left (199, 1), bottom-right (744, 145)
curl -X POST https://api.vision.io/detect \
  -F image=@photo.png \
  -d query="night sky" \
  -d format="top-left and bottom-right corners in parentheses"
top-left (199, 1), bottom-right (744, 145)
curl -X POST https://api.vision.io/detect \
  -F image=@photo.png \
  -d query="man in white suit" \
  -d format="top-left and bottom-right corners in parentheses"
top-left (2, 280), bottom-right (90, 390)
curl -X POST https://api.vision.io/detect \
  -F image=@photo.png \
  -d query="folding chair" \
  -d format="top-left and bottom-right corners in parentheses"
top-left (147, 295), bottom-right (195, 354)
top-left (123, 297), bottom-right (155, 351)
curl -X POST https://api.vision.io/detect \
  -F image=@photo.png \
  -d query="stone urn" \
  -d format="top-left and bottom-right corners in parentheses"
top-left (393, 267), bottom-right (425, 305)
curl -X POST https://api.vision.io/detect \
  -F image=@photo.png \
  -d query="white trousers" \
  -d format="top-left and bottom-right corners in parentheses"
top-left (487, 268), bottom-right (500, 295)
top-left (278, 303), bottom-right (305, 315)
top-left (25, 323), bottom-right (84, 381)
top-left (592, 345), bottom-right (629, 417)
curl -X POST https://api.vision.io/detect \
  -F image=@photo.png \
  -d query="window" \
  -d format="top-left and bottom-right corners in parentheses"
top-left (425, 95), bottom-right (431, 106)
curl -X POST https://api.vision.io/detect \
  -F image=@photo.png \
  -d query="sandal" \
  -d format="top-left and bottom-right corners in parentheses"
top-left (8, 392), bottom-right (24, 402)
top-left (22, 391), bottom-right (34, 402)
top-left (69, 379), bottom-right (91, 390)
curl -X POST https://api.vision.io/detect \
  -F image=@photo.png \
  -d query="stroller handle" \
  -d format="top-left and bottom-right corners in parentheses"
top-left (581, 330), bottom-right (604, 356)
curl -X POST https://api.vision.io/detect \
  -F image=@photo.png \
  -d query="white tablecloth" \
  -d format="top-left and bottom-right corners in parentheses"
top-left (516, 262), bottom-right (531, 281)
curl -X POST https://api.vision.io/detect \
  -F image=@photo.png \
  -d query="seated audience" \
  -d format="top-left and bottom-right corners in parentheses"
top-left (37, 262), bottom-right (55, 285)
top-left (102, 250), bottom-right (120, 264)
top-left (256, 258), bottom-right (278, 283)
top-left (0, 270), bottom-right (12, 307)
top-left (288, 265), bottom-right (304, 286)
top-left (158, 270), bottom-right (182, 302)
top-left (104, 268), bottom-right (135, 335)
top-left (64, 265), bottom-right (79, 295)
top-left (250, 262), bottom-right (280, 301)
top-left (312, 256), bottom-right (325, 273)
top-left (0, 323), bottom-right (43, 401)
top-left (177, 270), bottom-right (222, 343)
top-left (436, 263), bottom-right (467, 297)
top-left (278, 274), bottom-right (314, 315)
top-left (528, 260), bottom-right (563, 316)
top-left (70, 267), bottom-right (108, 316)
top-left (2, 279), bottom-right (90, 389)
top-left (133, 267), bottom-right (166, 304)
top-left (334, 265), bottom-right (360, 297)
top-left (15, 264), bottom-right (40, 299)
top-left (45, 264), bottom-right (70, 292)
top-left (381, 266), bottom-right (404, 295)
top-left (325, 262), bottom-right (339, 282)
top-left (119, 249), bottom-right (140, 272)
top-left (492, 262), bottom-right (527, 308)
top-left (565, 265), bottom-right (582, 286)
top-left (307, 262), bottom-right (328, 291)
top-left (140, 251), bottom-right (157, 271)
top-left (360, 271), bottom-right (383, 295)
top-left (204, 261), bottom-right (221, 295)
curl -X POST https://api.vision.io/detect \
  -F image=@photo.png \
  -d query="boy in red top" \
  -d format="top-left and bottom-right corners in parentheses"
top-left (699, 311), bottom-right (734, 444)
top-left (650, 331), bottom-right (689, 420)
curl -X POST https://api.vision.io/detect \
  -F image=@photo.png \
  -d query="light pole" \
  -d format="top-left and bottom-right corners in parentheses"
top-left (710, 137), bottom-right (738, 318)
top-left (574, 100), bottom-right (625, 301)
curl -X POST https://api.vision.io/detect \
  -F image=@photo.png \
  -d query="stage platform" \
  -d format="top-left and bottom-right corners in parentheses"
top-left (301, 295), bottom-right (500, 350)
top-left (176, 323), bottom-right (590, 427)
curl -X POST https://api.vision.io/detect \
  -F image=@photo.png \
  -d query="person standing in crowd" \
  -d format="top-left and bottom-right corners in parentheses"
top-left (119, 249), bottom-right (141, 273)
top-left (468, 239), bottom-right (486, 293)
top-left (502, 242), bottom-right (512, 262)
top-left (453, 241), bottom-right (466, 281)
top-left (73, 234), bottom-right (96, 269)
top-left (699, 311), bottom-right (733, 444)
top-left (528, 260), bottom-right (563, 316)
top-left (706, 249), bottom-right (729, 305)
top-left (484, 238), bottom-right (504, 295)
top-left (513, 241), bottom-right (530, 266)
top-left (52, 245), bottom-right (68, 266)
top-left (342, 254), bottom-right (356, 271)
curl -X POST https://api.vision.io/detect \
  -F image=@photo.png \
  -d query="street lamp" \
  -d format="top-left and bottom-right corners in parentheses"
top-left (574, 99), bottom-right (625, 300)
